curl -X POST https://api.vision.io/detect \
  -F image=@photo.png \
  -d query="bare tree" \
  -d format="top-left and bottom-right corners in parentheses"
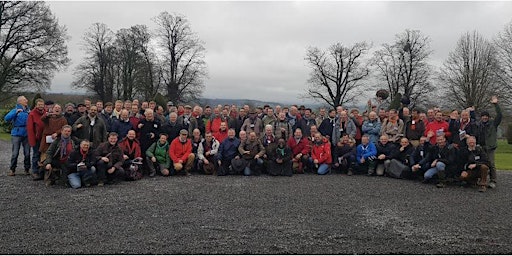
top-left (494, 20), bottom-right (512, 104)
top-left (153, 12), bottom-right (207, 104)
top-left (304, 42), bottom-right (371, 108)
top-left (0, 1), bottom-right (69, 102)
top-left (373, 29), bottom-right (434, 107)
top-left (73, 23), bottom-right (116, 102)
top-left (438, 31), bottom-right (503, 111)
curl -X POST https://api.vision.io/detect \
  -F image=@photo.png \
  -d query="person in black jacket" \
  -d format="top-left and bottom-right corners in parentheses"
top-left (423, 135), bottom-right (455, 188)
top-left (67, 140), bottom-right (97, 188)
top-left (407, 136), bottom-right (431, 180)
top-left (266, 138), bottom-right (293, 176)
top-left (386, 137), bottom-right (414, 178)
top-left (375, 135), bottom-right (397, 176)
top-left (459, 136), bottom-right (490, 192)
top-left (332, 135), bottom-right (357, 175)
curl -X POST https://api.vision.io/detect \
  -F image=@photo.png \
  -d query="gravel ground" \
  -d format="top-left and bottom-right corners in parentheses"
top-left (0, 139), bottom-right (511, 254)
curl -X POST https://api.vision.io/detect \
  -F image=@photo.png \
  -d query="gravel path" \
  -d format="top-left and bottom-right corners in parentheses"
top-left (0, 139), bottom-right (511, 254)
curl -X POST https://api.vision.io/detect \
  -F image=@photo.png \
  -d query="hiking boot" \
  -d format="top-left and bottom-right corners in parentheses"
top-left (436, 182), bottom-right (445, 188)
top-left (7, 170), bottom-right (15, 176)
top-left (98, 181), bottom-right (104, 187)
top-left (85, 183), bottom-right (91, 187)
top-left (185, 171), bottom-right (192, 176)
top-left (24, 169), bottom-right (30, 176)
top-left (347, 169), bottom-right (353, 176)
top-left (45, 180), bottom-right (53, 187)
top-left (367, 169), bottom-right (374, 176)
top-left (149, 170), bottom-right (156, 177)
top-left (488, 181), bottom-right (496, 189)
top-left (32, 173), bottom-right (43, 181)
top-left (478, 185), bottom-right (487, 192)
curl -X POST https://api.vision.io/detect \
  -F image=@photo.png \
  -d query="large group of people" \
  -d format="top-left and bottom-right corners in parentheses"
top-left (4, 93), bottom-right (502, 192)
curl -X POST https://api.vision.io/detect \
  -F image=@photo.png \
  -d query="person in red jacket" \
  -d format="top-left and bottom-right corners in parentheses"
top-left (287, 128), bottom-right (310, 174)
top-left (214, 121), bottom-right (229, 143)
top-left (27, 98), bottom-right (46, 180)
top-left (309, 132), bottom-right (332, 175)
top-left (169, 129), bottom-right (195, 176)
top-left (424, 111), bottom-right (451, 145)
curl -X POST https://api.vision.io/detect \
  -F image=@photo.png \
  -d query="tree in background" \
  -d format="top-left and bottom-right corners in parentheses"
top-left (494, 20), bottom-right (512, 106)
top-left (373, 29), bottom-right (434, 108)
top-left (0, 1), bottom-right (69, 102)
top-left (153, 12), bottom-right (208, 104)
top-left (304, 42), bottom-right (371, 108)
top-left (73, 23), bottom-right (116, 102)
top-left (438, 31), bottom-right (503, 111)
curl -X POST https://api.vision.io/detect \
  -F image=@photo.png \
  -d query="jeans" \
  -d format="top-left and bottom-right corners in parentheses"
top-left (244, 158), bottom-right (264, 176)
top-left (424, 162), bottom-right (446, 180)
top-left (10, 135), bottom-right (30, 171)
top-left (31, 141), bottom-right (41, 174)
top-left (68, 167), bottom-right (95, 189)
top-left (317, 164), bottom-right (330, 175)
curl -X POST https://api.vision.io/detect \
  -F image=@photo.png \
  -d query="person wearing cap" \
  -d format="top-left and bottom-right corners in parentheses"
top-left (27, 98), bottom-right (46, 179)
top-left (169, 129), bottom-right (195, 176)
top-left (76, 103), bottom-right (88, 117)
top-left (241, 109), bottom-right (263, 137)
top-left (99, 102), bottom-right (117, 133)
top-left (177, 104), bottom-right (198, 136)
top-left (476, 96), bottom-right (502, 189)
top-left (64, 102), bottom-right (80, 125)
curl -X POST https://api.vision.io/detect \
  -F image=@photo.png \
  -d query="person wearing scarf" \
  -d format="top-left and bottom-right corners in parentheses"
top-left (67, 140), bottom-right (97, 188)
top-left (119, 130), bottom-right (142, 180)
top-left (43, 125), bottom-right (77, 187)
top-left (146, 133), bottom-right (171, 177)
top-left (267, 138), bottom-right (293, 176)
top-left (95, 132), bottom-right (124, 186)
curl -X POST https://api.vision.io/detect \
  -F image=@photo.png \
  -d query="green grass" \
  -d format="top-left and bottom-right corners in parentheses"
top-left (496, 139), bottom-right (512, 170)
top-left (0, 132), bottom-right (10, 141)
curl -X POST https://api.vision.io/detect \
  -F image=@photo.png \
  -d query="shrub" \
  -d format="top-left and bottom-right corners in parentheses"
top-left (0, 106), bottom-right (14, 133)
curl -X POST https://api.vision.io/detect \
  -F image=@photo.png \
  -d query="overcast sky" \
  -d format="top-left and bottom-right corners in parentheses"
top-left (47, 1), bottom-right (512, 104)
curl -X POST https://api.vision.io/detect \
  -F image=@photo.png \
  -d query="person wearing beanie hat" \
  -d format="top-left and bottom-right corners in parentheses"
top-left (476, 96), bottom-right (502, 189)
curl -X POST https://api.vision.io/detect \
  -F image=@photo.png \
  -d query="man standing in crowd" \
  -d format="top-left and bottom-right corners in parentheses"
top-left (27, 98), bottom-right (46, 180)
top-left (476, 96), bottom-right (501, 189)
top-left (72, 105), bottom-right (107, 149)
top-left (5, 96), bottom-right (31, 176)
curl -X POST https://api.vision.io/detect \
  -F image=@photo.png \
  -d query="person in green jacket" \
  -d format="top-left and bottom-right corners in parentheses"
top-left (476, 96), bottom-right (502, 189)
top-left (146, 133), bottom-right (171, 177)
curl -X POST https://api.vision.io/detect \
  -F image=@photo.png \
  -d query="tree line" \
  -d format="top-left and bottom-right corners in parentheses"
top-left (0, 1), bottom-right (511, 113)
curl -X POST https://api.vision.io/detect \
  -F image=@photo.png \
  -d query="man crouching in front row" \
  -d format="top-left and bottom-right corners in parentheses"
top-left (459, 136), bottom-right (490, 192)
top-left (95, 132), bottom-right (125, 186)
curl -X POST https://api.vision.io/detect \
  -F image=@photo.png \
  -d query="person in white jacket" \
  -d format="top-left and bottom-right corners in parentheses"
top-left (197, 131), bottom-right (220, 174)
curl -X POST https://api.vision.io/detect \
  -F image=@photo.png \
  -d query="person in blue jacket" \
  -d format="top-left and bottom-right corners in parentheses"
top-left (4, 96), bottom-right (31, 176)
top-left (356, 134), bottom-right (377, 175)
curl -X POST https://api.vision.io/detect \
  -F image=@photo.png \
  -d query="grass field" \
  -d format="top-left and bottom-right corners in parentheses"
top-left (0, 133), bottom-right (510, 170)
